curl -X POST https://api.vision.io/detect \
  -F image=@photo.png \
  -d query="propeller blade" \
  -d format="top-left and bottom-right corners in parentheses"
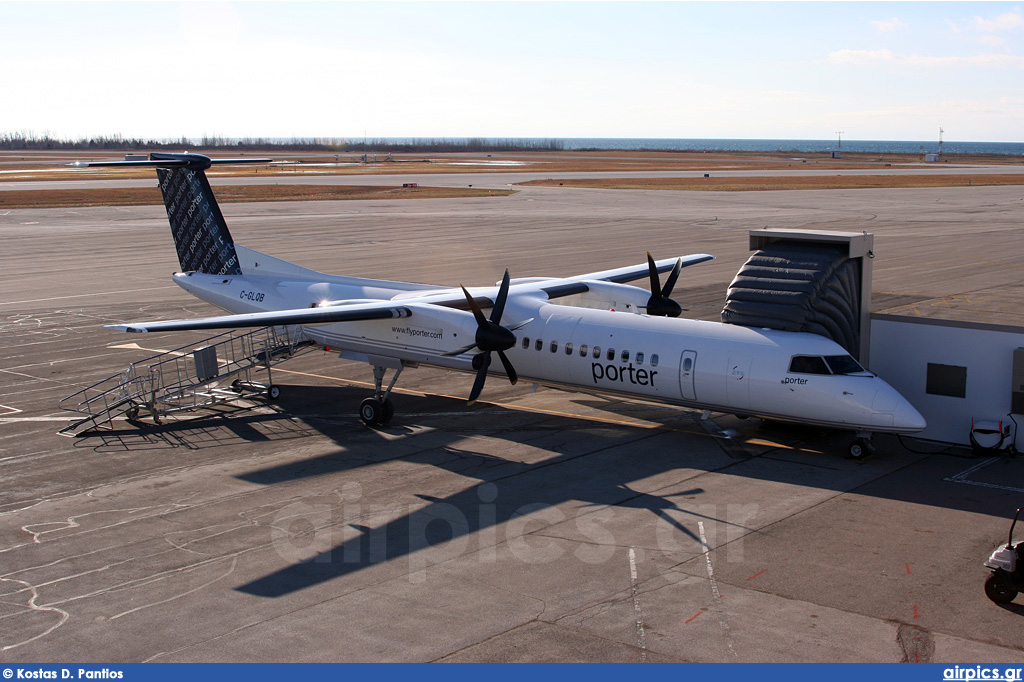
top-left (467, 353), bottom-right (491, 405)
top-left (662, 258), bottom-right (683, 297)
top-left (645, 253), bottom-right (684, 317)
top-left (496, 350), bottom-right (518, 385)
top-left (646, 252), bottom-right (660, 295)
top-left (460, 285), bottom-right (489, 328)
top-left (462, 269), bottom-right (519, 403)
top-left (490, 270), bottom-right (511, 324)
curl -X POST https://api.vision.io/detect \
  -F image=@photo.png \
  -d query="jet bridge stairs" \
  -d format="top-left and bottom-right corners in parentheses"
top-left (58, 326), bottom-right (314, 436)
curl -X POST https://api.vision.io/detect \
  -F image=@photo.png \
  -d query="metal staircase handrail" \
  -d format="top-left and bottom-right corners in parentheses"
top-left (58, 326), bottom-right (309, 435)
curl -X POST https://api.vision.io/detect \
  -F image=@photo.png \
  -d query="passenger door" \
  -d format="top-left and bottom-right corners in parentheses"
top-left (679, 350), bottom-right (697, 401)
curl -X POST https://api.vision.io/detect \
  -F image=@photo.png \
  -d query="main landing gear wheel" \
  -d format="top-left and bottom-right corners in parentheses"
top-left (267, 385), bottom-right (281, 400)
top-left (848, 437), bottom-right (875, 459)
top-left (360, 362), bottom-right (405, 427)
top-left (359, 397), bottom-right (393, 427)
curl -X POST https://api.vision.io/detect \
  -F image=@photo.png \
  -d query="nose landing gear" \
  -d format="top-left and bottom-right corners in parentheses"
top-left (848, 432), bottom-right (876, 459)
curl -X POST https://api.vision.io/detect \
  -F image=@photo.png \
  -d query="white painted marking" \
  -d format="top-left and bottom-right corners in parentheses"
top-left (107, 342), bottom-right (186, 357)
top-left (0, 368), bottom-right (76, 388)
top-left (0, 404), bottom-right (22, 416)
top-left (945, 457), bottom-right (1024, 494)
top-left (698, 520), bottom-right (737, 659)
top-left (698, 521), bottom-right (722, 599)
top-left (0, 417), bottom-right (76, 423)
top-left (0, 285), bottom-right (176, 307)
top-left (628, 547), bottom-right (647, 660)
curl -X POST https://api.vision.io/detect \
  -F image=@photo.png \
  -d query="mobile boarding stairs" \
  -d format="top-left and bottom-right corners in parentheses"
top-left (59, 326), bottom-right (314, 436)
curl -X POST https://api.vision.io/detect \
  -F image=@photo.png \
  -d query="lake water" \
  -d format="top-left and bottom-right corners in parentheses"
top-left (559, 138), bottom-right (1023, 156)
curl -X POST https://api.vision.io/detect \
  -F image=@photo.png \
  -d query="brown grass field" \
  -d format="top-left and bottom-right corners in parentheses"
top-left (0, 152), bottom-right (901, 181)
top-left (2, 149), bottom-right (1021, 207)
top-left (0, 184), bottom-right (512, 209)
top-left (520, 173), bottom-right (1024, 192)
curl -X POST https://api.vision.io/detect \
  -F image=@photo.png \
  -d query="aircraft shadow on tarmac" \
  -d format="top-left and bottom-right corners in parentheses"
top-left (127, 383), bottom-right (738, 597)
top-left (71, 382), bottom-right (1021, 599)
top-left (234, 390), bottom-right (733, 598)
top-left (71, 406), bottom-right (320, 453)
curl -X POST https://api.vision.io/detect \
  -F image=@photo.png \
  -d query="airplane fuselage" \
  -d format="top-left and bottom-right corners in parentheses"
top-left (173, 249), bottom-right (924, 435)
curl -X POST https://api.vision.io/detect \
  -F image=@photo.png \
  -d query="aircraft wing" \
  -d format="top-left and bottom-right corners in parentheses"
top-left (539, 253), bottom-right (714, 299)
top-left (106, 301), bottom-right (415, 333)
top-left (106, 254), bottom-right (715, 332)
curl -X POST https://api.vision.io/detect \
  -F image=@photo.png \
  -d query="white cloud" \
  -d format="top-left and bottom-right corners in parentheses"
top-left (827, 49), bottom-right (896, 64)
top-left (973, 9), bottom-right (1024, 33)
top-left (827, 49), bottom-right (1024, 69)
top-left (872, 17), bottom-right (907, 33)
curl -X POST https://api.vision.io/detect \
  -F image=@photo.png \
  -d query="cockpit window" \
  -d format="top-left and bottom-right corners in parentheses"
top-left (825, 355), bottom-right (865, 375)
top-left (789, 354), bottom-right (867, 375)
top-left (789, 355), bottom-right (831, 375)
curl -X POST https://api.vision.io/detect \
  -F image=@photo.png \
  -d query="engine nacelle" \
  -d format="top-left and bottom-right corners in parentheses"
top-left (554, 280), bottom-right (651, 313)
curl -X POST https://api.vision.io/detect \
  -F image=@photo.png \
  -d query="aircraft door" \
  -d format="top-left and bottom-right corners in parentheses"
top-left (678, 350), bottom-right (697, 401)
top-left (726, 352), bottom-right (752, 410)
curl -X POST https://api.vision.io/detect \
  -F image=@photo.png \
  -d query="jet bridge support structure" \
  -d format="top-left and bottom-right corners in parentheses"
top-left (722, 229), bottom-right (875, 366)
top-left (58, 327), bottom-right (313, 436)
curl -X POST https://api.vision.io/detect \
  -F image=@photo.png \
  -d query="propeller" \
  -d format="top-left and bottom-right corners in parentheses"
top-left (644, 252), bottom-right (684, 317)
top-left (442, 270), bottom-right (526, 404)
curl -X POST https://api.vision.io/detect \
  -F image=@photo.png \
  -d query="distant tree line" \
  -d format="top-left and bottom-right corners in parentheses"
top-left (1, 132), bottom-right (564, 153)
top-left (0, 132), bottom-right (349, 151)
top-left (345, 138), bottom-right (565, 152)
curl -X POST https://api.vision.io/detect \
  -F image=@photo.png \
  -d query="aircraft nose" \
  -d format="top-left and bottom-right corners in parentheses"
top-left (872, 384), bottom-right (926, 433)
top-left (892, 396), bottom-right (927, 433)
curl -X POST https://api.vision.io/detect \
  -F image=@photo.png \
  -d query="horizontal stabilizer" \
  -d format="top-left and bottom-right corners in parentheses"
top-left (71, 153), bottom-right (271, 170)
top-left (72, 153), bottom-right (272, 277)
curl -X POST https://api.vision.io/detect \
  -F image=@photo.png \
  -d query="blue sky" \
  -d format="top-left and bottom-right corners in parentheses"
top-left (2, 1), bottom-right (1022, 142)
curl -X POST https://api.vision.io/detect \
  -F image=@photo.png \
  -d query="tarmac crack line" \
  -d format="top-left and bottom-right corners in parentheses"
top-left (20, 505), bottom-right (170, 544)
top-left (36, 548), bottom-right (259, 612)
top-left (108, 555), bottom-right (238, 621)
top-left (0, 577), bottom-right (70, 652)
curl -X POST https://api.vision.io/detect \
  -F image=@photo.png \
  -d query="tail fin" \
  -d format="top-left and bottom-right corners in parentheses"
top-left (153, 153), bottom-right (240, 275)
top-left (73, 152), bottom-right (269, 275)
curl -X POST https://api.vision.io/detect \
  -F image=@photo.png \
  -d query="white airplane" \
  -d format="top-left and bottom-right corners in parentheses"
top-left (77, 152), bottom-right (925, 457)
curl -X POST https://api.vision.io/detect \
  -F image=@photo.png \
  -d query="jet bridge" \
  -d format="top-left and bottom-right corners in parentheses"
top-left (722, 229), bottom-right (874, 365)
top-left (58, 326), bottom-right (314, 436)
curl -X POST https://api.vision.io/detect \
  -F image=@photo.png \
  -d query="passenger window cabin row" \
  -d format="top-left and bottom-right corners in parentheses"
top-left (519, 336), bottom-right (659, 367)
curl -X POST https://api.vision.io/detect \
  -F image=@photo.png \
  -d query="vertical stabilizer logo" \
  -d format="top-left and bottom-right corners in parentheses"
top-left (157, 168), bottom-right (241, 276)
